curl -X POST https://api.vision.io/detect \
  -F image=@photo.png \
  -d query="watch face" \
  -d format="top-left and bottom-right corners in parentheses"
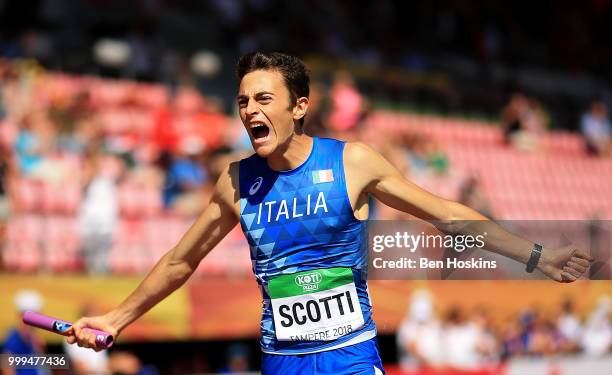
top-left (526, 244), bottom-right (542, 273)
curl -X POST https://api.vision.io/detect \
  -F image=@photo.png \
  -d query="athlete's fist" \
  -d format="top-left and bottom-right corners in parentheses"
top-left (66, 315), bottom-right (119, 352)
top-left (538, 245), bottom-right (593, 282)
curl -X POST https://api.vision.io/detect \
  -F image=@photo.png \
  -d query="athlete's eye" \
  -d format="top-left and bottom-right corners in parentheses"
top-left (259, 96), bottom-right (272, 103)
top-left (238, 99), bottom-right (248, 108)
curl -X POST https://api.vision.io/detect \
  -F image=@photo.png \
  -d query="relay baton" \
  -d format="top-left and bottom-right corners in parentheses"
top-left (22, 311), bottom-right (114, 348)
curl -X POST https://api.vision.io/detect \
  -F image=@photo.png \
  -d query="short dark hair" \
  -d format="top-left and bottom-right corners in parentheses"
top-left (237, 52), bottom-right (310, 125)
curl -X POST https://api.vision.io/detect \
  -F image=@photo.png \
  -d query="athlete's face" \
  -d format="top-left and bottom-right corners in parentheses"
top-left (237, 70), bottom-right (307, 157)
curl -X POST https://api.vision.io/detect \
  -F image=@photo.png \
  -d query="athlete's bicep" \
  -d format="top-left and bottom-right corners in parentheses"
top-left (346, 142), bottom-right (454, 220)
top-left (170, 163), bottom-right (240, 268)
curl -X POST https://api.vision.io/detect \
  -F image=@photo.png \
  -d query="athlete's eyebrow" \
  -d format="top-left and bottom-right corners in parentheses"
top-left (236, 91), bottom-right (275, 101)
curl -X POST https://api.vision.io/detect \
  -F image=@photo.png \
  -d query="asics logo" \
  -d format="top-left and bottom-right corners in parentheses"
top-left (249, 177), bottom-right (263, 195)
top-left (52, 321), bottom-right (71, 333)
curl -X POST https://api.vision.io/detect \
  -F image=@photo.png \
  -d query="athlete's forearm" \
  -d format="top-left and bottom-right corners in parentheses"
top-left (105, 249), bottom-right (194, 332)
top-left (461, 221), bottom-right (535, 264)
top-left (443, 202), bottom-right (534, 265)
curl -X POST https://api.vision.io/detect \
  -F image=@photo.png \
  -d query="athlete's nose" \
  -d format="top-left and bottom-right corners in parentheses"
top-left (245, 98), bottom-right (260, 117)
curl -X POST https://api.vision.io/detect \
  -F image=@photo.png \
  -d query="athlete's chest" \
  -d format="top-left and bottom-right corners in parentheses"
top-left (241, 169), bottom-right (349, 227)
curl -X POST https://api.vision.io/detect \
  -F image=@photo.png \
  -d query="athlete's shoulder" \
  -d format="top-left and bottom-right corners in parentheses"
top-left (343, 141), bottom-right (392, 185)
top-left (211, 161), bottom-right (240, 213)
top-left (215, 161), bottom-right (240, 195)
top-left (344, 141), bottom-right (379, 165)
top-left (239, 152), bottom-right (262, 165)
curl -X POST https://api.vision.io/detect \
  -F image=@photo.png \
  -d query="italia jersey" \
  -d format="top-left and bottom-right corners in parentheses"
top-left (238, 137), bottom-right (376, 355)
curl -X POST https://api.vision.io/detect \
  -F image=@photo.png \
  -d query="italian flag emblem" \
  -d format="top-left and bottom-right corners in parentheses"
top-left (312, 169), bottom-right (334, 184)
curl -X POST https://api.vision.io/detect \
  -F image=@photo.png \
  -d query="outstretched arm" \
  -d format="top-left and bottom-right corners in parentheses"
top-left (68, 163), bottom-right (240, 350)
top-left (345, 142), bottom-right (593, 282)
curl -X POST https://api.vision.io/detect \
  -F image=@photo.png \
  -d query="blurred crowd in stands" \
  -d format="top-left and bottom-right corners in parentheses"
top-left (0, 58), bottom-right (231, 274)
top-left (396, 290), bottom-right (611, 372)
top-left (501, 92), bottom-right (611, 156)
top-left (0, 57), bottom-right (381, 274)
top-left (1, 53), bottom-right (612, 274)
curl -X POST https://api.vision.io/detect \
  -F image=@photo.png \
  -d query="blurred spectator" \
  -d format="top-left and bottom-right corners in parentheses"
top-left (374, 129), bottom-right (452, 220)
top-left (514, 307), bottom-right (564, 356)
top-left (0, 140), bottom-right (12, 221)
top-left (126, 26), bottom-right (156, 81)
top-left (63, 305), bottom-right (110, 375)
top-left (517, 308), bottom-right (538, 354)
top-left (374, 133), bottom-right (414, 220)
top-left (472, 307), bottom-right (499, 363)
top-left (14, 114), bottom-right (44, 176)
top-left (72, 117), bottom-right (104, 157)
top-left (527, 319), bottom-right (562, 356)
top-left (501, 93), bottom-right (546, 151)
top-left (50, 91), bottom-right (93, 154)
top-left (580, 100), bottom-right (611, 156)
top-left (150, 87), bottom-right (229, 158)
top-left (377, 131), bottom-right (411, 178)
top-left (458, 176), bottom-right (493, 218)
top-left (0, 141), bottom-right (11, 263)
top-left (2, 290), bottom-right (47, 375)
top-left (399, 132), bottom-right (449, 176)
top-left (108, 351), bottom-right (158, 375)
top-left (161, 139), bottom-right (209, 216)
top-left (501, 320), bottom-right (524, 359)
top-left (502, 94), bottom-right (529, 139)
top-left (0, 73), bottom-right (6, 120)
top-left (327, 70), bottom-right (366, 133)
top-left (191, 96), bottom-right (228, 152)
top-left (78, 151), bottom-right (121, 274)
top-left (303, 81), bottom-right (330, 137)
top-left (218, 343), bottom-right (252, 374)
top-left (442, 306), bottom-right (484, 370)
top-left (581, 296), bottom-right (611, 357)
top-left (150, 97), bottom-right (178, 155)
top-left (396, 290), bottom-right (443, 371)
top-left (556, 299), bottom-right (582, 353)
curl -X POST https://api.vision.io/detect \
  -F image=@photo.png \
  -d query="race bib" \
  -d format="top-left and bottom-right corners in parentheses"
top-left (269, 267), bottom-right (365, 341)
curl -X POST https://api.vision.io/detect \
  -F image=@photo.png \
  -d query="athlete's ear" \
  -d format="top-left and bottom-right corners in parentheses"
top-left (292, 97), bottom-right (309, 122)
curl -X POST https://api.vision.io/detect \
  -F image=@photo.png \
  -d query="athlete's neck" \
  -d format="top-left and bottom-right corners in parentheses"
top-left (267, 133), bottom-right (313, 172)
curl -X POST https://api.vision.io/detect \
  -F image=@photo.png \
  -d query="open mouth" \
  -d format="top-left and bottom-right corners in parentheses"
top-left (250, 122), bottom-right (270, 141)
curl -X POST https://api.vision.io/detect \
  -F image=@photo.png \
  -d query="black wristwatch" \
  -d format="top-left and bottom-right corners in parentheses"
top-left (525, 243), bottom-right (543, 273)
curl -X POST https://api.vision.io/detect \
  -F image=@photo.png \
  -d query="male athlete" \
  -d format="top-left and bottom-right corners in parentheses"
top-left (68, 52), bottom-right (593, 374)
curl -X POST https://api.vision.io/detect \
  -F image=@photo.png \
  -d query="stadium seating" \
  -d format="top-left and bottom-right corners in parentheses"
top-left (367, 111), bottom-right (612, 220)
top-left (4, 73), bottom-right (612, 274)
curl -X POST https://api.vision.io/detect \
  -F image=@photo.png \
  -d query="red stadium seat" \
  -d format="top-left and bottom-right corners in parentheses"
top-left (3, 215), bottom-right (44, 271)
top-left (109, 219), bottom-right (147, 274)
top-left (43, 216), bottom-right (81, 272)
top-left (11, 178), bottom-right (43, 213)
top-left (118, 183), bottom-right (162, 218)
